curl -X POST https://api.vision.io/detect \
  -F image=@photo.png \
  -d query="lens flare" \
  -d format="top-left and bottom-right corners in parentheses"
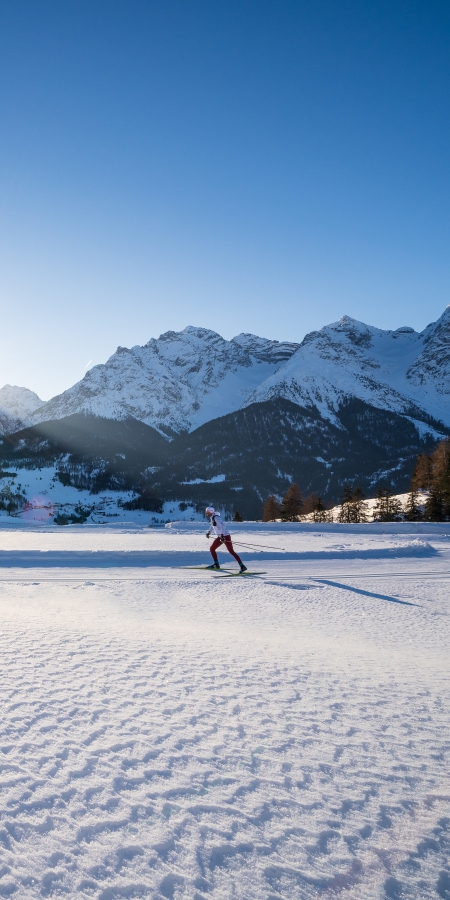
top-left (22, 496), bottom-right (55, 522)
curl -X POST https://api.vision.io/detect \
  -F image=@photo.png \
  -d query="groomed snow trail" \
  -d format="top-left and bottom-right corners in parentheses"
top-left (0, 524), bottom-right (449, 899)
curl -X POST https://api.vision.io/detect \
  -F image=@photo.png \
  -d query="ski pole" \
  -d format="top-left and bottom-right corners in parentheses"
top-left (230, 540), bottom-right (285, 551)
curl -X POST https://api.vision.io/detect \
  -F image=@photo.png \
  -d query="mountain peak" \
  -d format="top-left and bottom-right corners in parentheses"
top-left (0, 383), bottom-right (43, 411)
top-left (337, 315), bottom-right (361, 326)
top-left (27, 325), bottom-right (298, 436)
top-left (0, 384), bottom-right (44, 436)
top-left (245, 308), bottom-right (450, 429)
top-left (7, 307), bottom-right (448, 439)
top-left (181, 325), bottom-right (222, 338)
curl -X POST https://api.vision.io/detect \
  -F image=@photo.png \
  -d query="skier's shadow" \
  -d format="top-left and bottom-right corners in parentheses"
top-left (314, 579), bottom-right (418, 606)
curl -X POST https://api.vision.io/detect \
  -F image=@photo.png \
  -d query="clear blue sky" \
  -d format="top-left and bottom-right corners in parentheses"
top-left (1, 0), bottom-right (449, 399)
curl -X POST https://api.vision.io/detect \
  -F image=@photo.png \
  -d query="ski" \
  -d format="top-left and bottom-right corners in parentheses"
top-left (182, 565), bottom-right (234, 571)
top-left (213, 571), bottom-right (267, 578)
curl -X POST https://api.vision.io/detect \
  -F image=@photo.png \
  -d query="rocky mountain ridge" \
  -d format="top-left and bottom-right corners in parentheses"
top-left (0, 385), bottom-right (44, 436)
top-left (245, 308), bottom-right (450, 431)
top-left (30, 328), bottom-right (300, 437)
top-left (2, 308), bottom-right (449, 438)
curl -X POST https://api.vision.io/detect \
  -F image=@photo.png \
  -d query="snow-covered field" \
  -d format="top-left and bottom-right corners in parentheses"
top-left (0, 522), bottom-right (449, 899)
top-left (0, 467), bottom-right (204, 526)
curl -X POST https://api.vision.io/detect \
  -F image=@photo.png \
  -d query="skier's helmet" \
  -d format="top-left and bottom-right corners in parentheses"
top-left (205, 506), bottom-right (215, 516)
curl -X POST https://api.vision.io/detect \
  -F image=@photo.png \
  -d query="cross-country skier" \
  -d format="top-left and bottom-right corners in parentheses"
top-left (205, 507), bottom-right (247, 572)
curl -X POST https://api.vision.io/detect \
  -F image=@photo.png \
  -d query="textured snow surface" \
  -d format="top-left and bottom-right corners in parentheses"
top-left (0, 523), bottom-right (449, 899)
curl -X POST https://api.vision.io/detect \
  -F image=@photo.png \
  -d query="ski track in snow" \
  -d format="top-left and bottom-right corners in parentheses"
top-left (0, 525), bottom-right (449, 899)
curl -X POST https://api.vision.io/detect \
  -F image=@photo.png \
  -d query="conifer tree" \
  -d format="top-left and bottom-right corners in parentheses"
top-left (262, 495), bottom-right (281, 522)
top-left (431, 438), bottom-right (450, 484)
top-left (312, 496), bottom-right (332, 523)
top-left (338, 484), bottom-right (353, 523)
top-left (404, 490), bottom-right (423, 521)
top-left (281, 483), bottom-right (303, 521)
top-left (233, 510), bottom-right (243, 522)
top-left (411, 454), bottom-right (433, 490)
top-left (372, 489), bottom-right (385, 521)
top-left (351, 487), bottom-right (369, 523)
top-left (372, 488), bottom-right (402, 522)
top-left (424, 487), bottom-right (445, 521)
top-left (302, 493), bottom-right (319, 516)
top-left (432, 439), bottom-right (450, 518)
top-left (412, 438), bottom-right (450, 521)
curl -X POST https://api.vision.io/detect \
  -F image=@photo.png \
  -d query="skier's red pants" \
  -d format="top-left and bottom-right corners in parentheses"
top-left (210, 535), bottom-right (243, 565)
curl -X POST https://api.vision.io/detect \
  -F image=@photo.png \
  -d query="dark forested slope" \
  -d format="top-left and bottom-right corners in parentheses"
top-left (0, 399), bottom-right (444, 518)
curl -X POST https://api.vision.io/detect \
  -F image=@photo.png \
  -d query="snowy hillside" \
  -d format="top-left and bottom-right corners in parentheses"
top-left (0, 384), bottom-right (44, 435)
top-left (24, 308), bottom-right (450, 437)
top-left (245, 307), bottom-right (450, 429)
top-left (30, 328), bottom-right (300, 436)
top-left (0, 465), bottom-right (203, 527)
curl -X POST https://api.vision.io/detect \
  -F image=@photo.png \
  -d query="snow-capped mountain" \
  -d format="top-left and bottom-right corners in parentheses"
top-left (29, 328), bottom-right (300, 436)
top-left (245, 308), bottom-right (450, 431)
top-left (0, 385), bottom-right (44, 436)
top-left (3, 311), bottom-right (449, 517)
top-left (12, 306), bottom-right (450, 439)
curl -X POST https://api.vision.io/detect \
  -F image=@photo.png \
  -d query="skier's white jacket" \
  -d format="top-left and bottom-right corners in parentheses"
top-left (209, 513), bottom-right (230, 538)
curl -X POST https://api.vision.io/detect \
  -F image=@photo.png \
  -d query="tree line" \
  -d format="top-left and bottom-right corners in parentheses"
top-left (262, 483), bottom-right (403, 523)
top-left (410, 438), bottom-right (450, 521)
top-left (261, 437), bottom-right (450, 523)
top-left (263, 484), bottom-right (333, 522)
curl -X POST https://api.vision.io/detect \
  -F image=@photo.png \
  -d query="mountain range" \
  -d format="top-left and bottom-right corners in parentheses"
top-left (1, 308), bottom-right (449, 516)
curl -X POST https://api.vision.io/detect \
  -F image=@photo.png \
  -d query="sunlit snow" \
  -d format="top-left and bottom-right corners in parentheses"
top-left (0, 521), bottom-right (448, 898)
